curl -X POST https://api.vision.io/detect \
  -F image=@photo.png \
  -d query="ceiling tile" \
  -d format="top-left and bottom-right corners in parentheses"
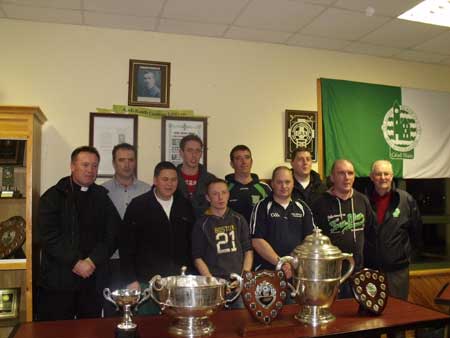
top-left (287, 34), bottom-right (351, 51)
top-left (413, 31), bottom-right (450, 56)
top-left (84, 0), bottom-right (164, 17)
top-left (84, 12), bottom-right (157, 31)
top-left (300, 7), bottom-right (390, 40)
top-left (225, 27), bottom-right (292, 44)
top-left (162, 0), bottom-right (248, 24)
top-left (234, 0), bottom-right (325, 33)
top-left (333, 0), bottom-right (422, 17)
top-left (361, 18), bottom-right (447, 48)
top-left (3, 4), bottom-right (82, 24)
top-left (393, 50), bottom-right (448, 64)
top-left (344, 42), bottom-right (402, 57)
top-left (1, 0), bottom-right (81, 10)
top-left (158, 18), bottom-right (227, 37)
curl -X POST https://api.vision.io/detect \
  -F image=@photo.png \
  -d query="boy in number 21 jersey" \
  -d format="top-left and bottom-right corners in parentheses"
top-left (191, 178), bottom-right (253, 307)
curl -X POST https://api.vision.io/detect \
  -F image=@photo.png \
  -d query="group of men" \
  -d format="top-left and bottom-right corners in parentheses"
top-left (36, 134), bottom-right (422, 331)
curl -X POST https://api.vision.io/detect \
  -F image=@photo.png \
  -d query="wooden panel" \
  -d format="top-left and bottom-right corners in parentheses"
top-left (409, 269), bottom-right (450, 313)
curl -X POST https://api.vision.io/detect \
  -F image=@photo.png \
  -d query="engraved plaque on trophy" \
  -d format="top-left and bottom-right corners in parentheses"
top-left (350, 268), bottom-right (388, 315)
top-left (241, 270), bottom-right (288, 325)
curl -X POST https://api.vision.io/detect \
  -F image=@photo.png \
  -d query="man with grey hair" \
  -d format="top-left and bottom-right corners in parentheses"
top-left (364, 160), bottom-right (422, 334)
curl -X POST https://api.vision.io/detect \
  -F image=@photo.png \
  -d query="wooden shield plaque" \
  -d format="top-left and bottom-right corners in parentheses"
top-left (350, 268), bottom-right (388, 315)
top-left (242, 270), bottom-right (288, 324)
top-left (0, 216), bottom-right (26, 259)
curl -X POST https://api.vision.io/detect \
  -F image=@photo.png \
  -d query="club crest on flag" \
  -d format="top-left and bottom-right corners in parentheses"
top-left (381, 101), bottom-right (421, 160)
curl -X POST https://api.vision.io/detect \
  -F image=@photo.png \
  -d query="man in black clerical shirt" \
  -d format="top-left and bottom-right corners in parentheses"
top-left (37, 146), bottom-right (120, 321)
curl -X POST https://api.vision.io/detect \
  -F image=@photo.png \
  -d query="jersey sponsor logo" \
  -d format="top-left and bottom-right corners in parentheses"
top-left (327, 213), bottom-right (365, 234)
top-left (270, 212), bottom-right (281, 218)
top-left (251, 195), bottom-right (261, 205)
top-left (290, 212), bottom-right (303, 218)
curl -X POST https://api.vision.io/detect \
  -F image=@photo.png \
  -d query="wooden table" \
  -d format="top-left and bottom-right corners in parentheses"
top-left (10, 298), bottom-right (450, 338)
top-left (435, 282), bottom-right (450, 307)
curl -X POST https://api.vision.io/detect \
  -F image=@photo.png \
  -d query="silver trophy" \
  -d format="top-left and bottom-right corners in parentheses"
top-left (149, 266), bottom-right (243, 337)
top-left (103, 288), bottom-right (151, 336)
top-left (276, 228), bottom-right (355, 326)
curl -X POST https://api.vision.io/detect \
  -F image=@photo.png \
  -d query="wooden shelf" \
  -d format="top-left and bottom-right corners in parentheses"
top-left (0, 106), bottom-right (46, 322)
top-left (0, 259), bottom-right (26, 270)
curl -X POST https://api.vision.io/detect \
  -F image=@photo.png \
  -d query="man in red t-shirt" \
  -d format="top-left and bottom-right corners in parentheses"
top-left (176, 134), bottom-right (215, 218)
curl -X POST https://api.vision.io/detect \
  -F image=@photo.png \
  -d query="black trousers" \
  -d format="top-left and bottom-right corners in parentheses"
top-left (36, 282), bottom-right (103, 321)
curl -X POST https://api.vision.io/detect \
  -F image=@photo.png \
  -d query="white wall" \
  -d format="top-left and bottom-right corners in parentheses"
top-left (1, 19), bottom-right (450, 191)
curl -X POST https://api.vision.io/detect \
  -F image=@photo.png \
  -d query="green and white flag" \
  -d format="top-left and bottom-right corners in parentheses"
top-left (321, 78), bottom-right (450, 178)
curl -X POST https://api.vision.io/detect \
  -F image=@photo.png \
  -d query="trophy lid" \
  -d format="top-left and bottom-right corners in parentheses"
top-left (291, 227), bottom-right (346, 260)
top-left (159, 266), bottom-right (227, 288)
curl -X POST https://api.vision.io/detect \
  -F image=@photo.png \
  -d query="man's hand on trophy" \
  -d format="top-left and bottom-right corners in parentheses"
top-left (127, 281), bottom-right (141, 291)
top-left (281, 263), bottom-right (293, 279)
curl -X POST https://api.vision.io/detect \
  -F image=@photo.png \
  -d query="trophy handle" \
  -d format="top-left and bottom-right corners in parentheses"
top-left (224, 273), bottom-right (243, 305)
top-left (276, 256), bottom-right (298, 297)
top-left (148, 275), bottom-right (165, 310)
top-left (135, 287), bottom-right (151, 312)
top-left (340, 253), bottom-right (355, 285)
top-left (103, 288), bottom-right (119, 311)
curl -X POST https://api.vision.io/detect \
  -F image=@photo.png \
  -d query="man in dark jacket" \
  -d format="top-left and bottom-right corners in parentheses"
top-left (225, 145), bottom-right (271, 223)
top-left (365, 160), bottom-right (422, 306)
top-left (37, 146), bottom-right (120, 321)
top-left (120, 161), bottom-right (195, 315)
top-left (176, 134), bottom-right (215, 218)
top-left (311, 159), bottom-right (376, 299)
top-left (291, 147), bottom-right (327, 207)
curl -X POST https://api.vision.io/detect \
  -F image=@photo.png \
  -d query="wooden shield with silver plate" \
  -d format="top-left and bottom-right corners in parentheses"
top-left (350, 268), bottom-right (388, 315)
top-left (242, 270), bottom-right (288, 324)
top-left (0, 216), bottom-right (26, 259)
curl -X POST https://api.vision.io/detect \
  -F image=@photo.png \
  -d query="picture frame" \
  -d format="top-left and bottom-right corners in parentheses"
top-left (89, 113), bottom-right (138, 177)
top-left (0, 288), bottom-right (20, 320)
top-left (285, 110), bottom-right (317, 161)
top-left (161, 116), bottom-right (207, 168)
top-left (128, 59), bottom-right (171, 108)
top-left (0, 140), bottom-right (25, 166)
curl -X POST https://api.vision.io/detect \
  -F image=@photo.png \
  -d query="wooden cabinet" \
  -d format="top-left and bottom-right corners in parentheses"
top-left (0, 106), bottom-right (46, 322)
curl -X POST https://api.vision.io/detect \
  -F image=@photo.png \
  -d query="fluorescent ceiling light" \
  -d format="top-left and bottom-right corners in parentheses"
top-left (398, 0), bottom-right (450, 28)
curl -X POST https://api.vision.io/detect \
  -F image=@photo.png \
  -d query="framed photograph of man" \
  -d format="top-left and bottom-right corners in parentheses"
top-left (128, 59), bottom-right (171, 108)
top-left (161, 116), bottom-right (207, 168)
top-left (285, 110), bottom-right (317, 161)
top-left (89, 113), bottom-right (138, 177)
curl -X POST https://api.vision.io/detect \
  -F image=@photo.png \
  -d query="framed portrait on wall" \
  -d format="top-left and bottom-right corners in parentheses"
top-left (128, 59), bottom-right (171, 108)
top-left (285, 110), bottom-right (317, 161)
top-left (89, 113), bottom-right (138, 177)
top-left (161, 116), bottom-right (207, 168)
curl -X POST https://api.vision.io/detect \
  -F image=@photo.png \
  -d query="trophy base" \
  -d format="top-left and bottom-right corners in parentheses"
top-left (168, 316), bottom-right (215, 337)
top-left (116, 327), bottom-right (139, 338)
top-left (294, 305), bottom-right (335, 327)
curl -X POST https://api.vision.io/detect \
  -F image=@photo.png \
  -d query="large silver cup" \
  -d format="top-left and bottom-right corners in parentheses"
top-left (276, 228), bottom-right (355, 326)
top-left (103, 288), bottom-right (151, 331)
top-left (149, 266), bottom-right (243, 337)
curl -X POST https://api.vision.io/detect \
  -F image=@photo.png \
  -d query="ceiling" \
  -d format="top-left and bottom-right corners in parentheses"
top-left (1, 0), bottom-right (450, 66)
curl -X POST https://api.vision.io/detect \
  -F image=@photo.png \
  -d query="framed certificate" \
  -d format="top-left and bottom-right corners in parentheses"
top-left (161, 116), bottom-right (207, 168)
top-left (89, 113), bottom-right (138, 177)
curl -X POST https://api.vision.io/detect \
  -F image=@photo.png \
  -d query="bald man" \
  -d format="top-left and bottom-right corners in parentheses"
top-left (311, 159), bottom-right (376, 299)
top-left (364, 160), bottom-right (422, 307)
